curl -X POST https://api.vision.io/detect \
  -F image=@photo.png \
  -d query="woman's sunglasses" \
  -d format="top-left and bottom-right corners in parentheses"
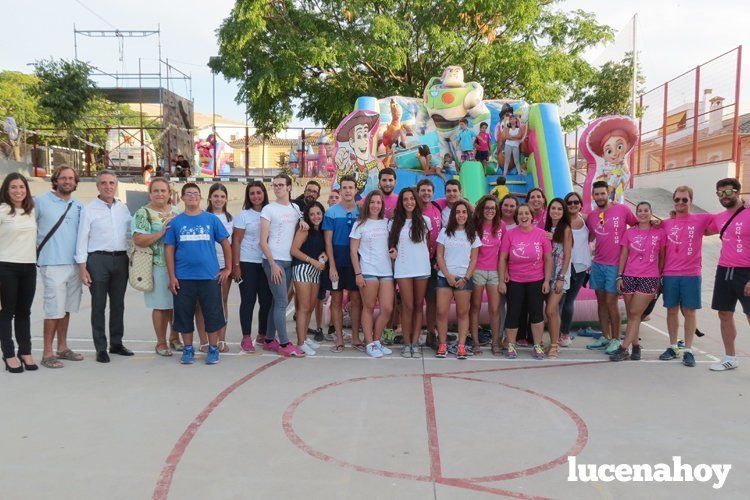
top-left (566, 200), bottom-right (581, 206)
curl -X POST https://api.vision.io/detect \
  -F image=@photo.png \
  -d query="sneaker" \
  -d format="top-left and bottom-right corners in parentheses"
top-left (206, 346), bottom-right (220, 365)
top-left (180, 345), bottom-right (195, 364)
top-left (435, 343), bottom-right (447, 358)
top-left (630, 344), bottom-right (642, 361)
top-left (586, 337), bottom-right (610, 350)
top-left (532, 344), bottom-right (545, 360)
top-left (366, 342), bottom-right (383, 358)
top-left (465, 345), bottom-right (475, 356)
top-left (710, 357), bottom-right (739, 371)
top-left (456, 344), bottom-right (468, 360)
top-left (425, 331), bottom-right (438, 350)
top-left (683, 351), bottom-right (696, 367)
top-left (240, 335), bottom-right (255, 353)
top-left (279, 343), bottom-right (305, 357)
top-left (382, 328), bottom-right (396, 345)
top-left (304, 338), bottom-right (321, 350)
top-left (401, 345), bottom-right (411, 358)
top-left (325, 325), bottom-right (336, 341)
top-left (263, 339), bottom-right (281, 352)
top-left (314, 328), bottom-right (325, 343)
top-left (299, 343), bottom-right (316, 356)
top-left (374, 340), bottom-right (392, 355)
top-left (411, 344), bottom-right (422, 358)
top-left (609, 346), bottom-right (630, 362)
top-left (506, 343), bottom-right (518, 359)
top-left (605, 339), bottom-right (621, 355)
top-left (559, 334), bottom-right (572, 347)
top-left (658, 347), bottom-right (678, 360)
top-left (516, 338), bottom-right (530, 347)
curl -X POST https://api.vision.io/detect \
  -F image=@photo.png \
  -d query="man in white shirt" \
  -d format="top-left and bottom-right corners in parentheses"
top-left (75, 170), bottom-right (133, 363)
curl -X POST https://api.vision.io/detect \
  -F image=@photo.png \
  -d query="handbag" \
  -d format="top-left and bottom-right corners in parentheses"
top-left (129, 209), bottom-right (155, 292)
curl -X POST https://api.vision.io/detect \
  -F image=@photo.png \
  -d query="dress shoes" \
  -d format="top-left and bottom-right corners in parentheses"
top-left (96, 351), bottom-right (110, 363)
top-left (109, 345), bottom-right (134, 356)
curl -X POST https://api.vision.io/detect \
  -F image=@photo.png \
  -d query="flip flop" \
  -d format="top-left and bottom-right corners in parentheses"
top-left (329, 344), bottom-right (344, 353)
top-left (217, 341), bottom-right (229, 353)
top-left (41, 356), bottom-right (64, 369)
top-left (155, 346), bottom-right (173, 357)
top-left (56, 349), bottom-right (84, 361)
top-left (169, 339), bottom-right (184, 351)
top-left (352, 343), bottom-right (366, 352)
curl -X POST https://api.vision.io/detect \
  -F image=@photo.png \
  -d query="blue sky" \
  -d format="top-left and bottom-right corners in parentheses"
top-left (4, 0), bottom-right (748, 126)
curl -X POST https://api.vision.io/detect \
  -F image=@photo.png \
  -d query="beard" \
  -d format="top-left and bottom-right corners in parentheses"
top-left (594, 197), bottom-right (607, 208)
top-left (381, 185), bottom-right (394, 195)
top-left (720, 197), bottom-right (739, 209)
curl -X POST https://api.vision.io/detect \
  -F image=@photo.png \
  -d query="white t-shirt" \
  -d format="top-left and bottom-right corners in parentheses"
top-left (389, 216), bottom-right (432, 278)
top-left (260, 201), bottom-right (300, 262)
top-left (350, 218), bottom-right (392, 277)
top-left (436, 228), bottom-right (482, 278)
top-left (441, 206), bottom-right (452, 227)
top-left (234, 209), bottom-right (263, 263)
top-left (213, 212), bottom-right (233, 268)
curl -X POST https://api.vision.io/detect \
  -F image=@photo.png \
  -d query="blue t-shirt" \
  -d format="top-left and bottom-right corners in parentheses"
top-left (458, 128), bottom-right (477, 152)
top-left (322, 203), bottom-right (359, 268)
top-left (34, 192), bottom-right (84, 266)
top-left (163, 211), bottom-right (229, 280)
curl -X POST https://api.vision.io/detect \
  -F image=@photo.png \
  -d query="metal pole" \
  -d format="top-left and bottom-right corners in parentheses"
top-left (637, 94), bottom-right (643, 175)
top-left (139, 58), bottom-right (145, 171)
top-left (631, 13), bottom-right (638, 118)
top-left (212, 71), bottom-right (217, 176)
top-left (661, 82), bottom-right (668, 171)
top-left (692, 66), bottom-right (700, 166)
top-left (731, 45), bottom-right (742, 174)
top-left (244, 122), bottom-right (249, 177)
top-left (301, 129), bottom-right (306, 177)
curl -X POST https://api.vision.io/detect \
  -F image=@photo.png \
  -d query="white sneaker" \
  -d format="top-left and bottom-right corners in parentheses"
top-left (366, 342), bottom-right (383, 358)
top-left (374, 340), bottom-right (392, 355)
top-left (710, 357), bottom-right (739, 371)
top-left (304, 338), bottom-right (320, 350)
top-left (299, 343), bottom-right (316, 356)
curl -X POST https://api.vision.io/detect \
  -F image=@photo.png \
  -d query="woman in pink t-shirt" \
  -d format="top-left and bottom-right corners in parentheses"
top-left (527, 188), bottom-right (547, 228)
top-left (498, 204), bottom-right (552, 360)
top-left (611, 201), bottom-right (666, 362)
top-left (543, 198), bottom-right (572, 359)
top-left (470, 195), bottom-right (504, 355)
top-left (500, 194), bottom-right (519, 229)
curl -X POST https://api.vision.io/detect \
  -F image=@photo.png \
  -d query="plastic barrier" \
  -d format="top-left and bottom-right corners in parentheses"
top-left (457, 161), bottom-right (486, 204)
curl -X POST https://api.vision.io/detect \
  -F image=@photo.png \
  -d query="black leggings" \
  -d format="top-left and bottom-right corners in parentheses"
top-left (239, 262), bottom-right (272, 336)
top-left (0, 262), bottom-right (37, 358)
top-left (505, 280), bottom-right (544, 329)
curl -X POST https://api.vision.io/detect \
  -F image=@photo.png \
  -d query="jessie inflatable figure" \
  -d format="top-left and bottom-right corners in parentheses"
top-left (581, 116), bottom-right (638, 206)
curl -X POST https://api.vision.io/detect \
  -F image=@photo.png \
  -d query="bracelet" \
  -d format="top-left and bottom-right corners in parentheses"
top-left (615, 275), bottom-right (623, 281)
top-left (556, 276), bottom-right (565, 281)
top-left (355, 272), bottom-right (362, 276)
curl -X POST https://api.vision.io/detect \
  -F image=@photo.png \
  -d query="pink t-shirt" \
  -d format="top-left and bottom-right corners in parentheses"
top-left (422, 201), bottom-right (443, 258)
top-left (662, 213), bottom-right (713, 276)
top-left (475, 131), bottom-right (491, 152)
top-left (532, 208), bottom-right (546, 229)
top-left (500, 226), bottom-right (552, 283)
top-left (621, 227), bottom-right (666, 278)
top-left (586, 203), bottom-right (638, 266)
top-left (712, 208), bottom-right (750, 267)
top-left (476, 221), bottom-right (505, 271)
top-left (383, 193), bottom-right (398, 219)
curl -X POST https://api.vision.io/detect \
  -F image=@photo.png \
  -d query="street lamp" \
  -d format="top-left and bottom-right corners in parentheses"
top-left (208, 56), bottom-right (221, 176)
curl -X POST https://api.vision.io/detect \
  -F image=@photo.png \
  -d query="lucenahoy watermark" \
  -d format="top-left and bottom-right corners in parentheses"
top-left (567, 456), bottom-right (731, 489)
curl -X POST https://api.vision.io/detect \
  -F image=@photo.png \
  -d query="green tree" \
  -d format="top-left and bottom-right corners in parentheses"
top-left (211, 0), bottom-right (612, 135)
top-left (0, 71), bottom-right (49, 130)
top-left (31, 59), bottom-right (97, 137)
top-left (567, 53), bottom-right (645, 129)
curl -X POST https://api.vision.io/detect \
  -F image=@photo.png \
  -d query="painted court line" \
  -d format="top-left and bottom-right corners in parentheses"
top-left (641, 322), bottom-right (721, 362)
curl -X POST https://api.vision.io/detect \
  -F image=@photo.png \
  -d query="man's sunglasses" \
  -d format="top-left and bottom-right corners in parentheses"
top-left (673, 197), bottom-right (689, 203)
top-left (716, 189), bottom-right (738, 197)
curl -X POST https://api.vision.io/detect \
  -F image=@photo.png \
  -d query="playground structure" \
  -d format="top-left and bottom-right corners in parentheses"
top-left (288, 134), bottom-right (335, 177)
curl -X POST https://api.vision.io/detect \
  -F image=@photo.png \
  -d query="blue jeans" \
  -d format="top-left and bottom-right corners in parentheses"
top-left (262, 259), bottom-right (293, 344)
top-left (560, 269), bottom-right (588, 335)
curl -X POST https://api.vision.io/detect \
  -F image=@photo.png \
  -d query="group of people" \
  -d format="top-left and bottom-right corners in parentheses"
top-left (1, 165), bottom-right (748, 373)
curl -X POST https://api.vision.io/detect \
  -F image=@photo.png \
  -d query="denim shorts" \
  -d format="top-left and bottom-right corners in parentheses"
top-left (362, 274), bottom-right (394, 281)
top-left (589, 262), bottom-right (618, 294)
top-left (437, 275), bottom-right (473, 292)
top-left (662, 276), bottom-right (701, 309)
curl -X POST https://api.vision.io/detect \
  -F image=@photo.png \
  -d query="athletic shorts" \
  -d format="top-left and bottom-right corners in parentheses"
top-left (589, 262), bottom-right (618, 295)
top-left (662, 276), bottom-right (701, 309)
top-left (475, 150), bottom-right (490, 161)
top-left (40, 264), bottom-right (83, 319)
top-left (712, 266), bottom-right (750, 314)
top-left (461, 150), bottom-right (475, 162)
top-left (321, 265), bottom-right (358, 292)
top-left (505, 280), bottom-right (545, 329)
top-left (437, 276), bottom-right (473, 292)
top-left (173, 279), bottom-right (226, 334)
top-left (473, 269), bottom-right (499, 286)
top-left (621, 276), bottom-right (660, 295)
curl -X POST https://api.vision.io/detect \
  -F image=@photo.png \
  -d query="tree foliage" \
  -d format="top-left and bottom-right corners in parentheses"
top-left (31, 59), bottom-right (98, 130)
top-left (567, 53), bottom-right (645, 128)
top-left (212, 0), bottom-right (613, 135)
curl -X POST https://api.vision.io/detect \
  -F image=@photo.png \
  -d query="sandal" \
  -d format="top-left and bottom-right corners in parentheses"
top-left (217, 341), bottom-right (229, 353)
top-left (56, 349), bottom-right (84, 361)
top-left (155, 345), bottom-right (173, 357)
top-left (352, 343), bottom-right (366, 352)
top-left (472, 345), bottom-right (483, 356)
top-left (329, 344), bottom-right (344, 353)
top-left (491, 343), bottom-right (502, 356)
top-left (41, 356), bottom-right (64, 369)
top-left (199, 343), bottom-right (209, 354)
top-left (546, 343), bottom-right (560, 359)
top-left (169, 338), bottom-right (184, 352)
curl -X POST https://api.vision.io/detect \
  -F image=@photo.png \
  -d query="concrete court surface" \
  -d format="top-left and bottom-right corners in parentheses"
top-left (2, 218), bottom-right (749, 497)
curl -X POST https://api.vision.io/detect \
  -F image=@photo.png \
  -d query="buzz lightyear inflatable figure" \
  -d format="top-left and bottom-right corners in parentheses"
top-left (423, 65), bottom-right (491, 160)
